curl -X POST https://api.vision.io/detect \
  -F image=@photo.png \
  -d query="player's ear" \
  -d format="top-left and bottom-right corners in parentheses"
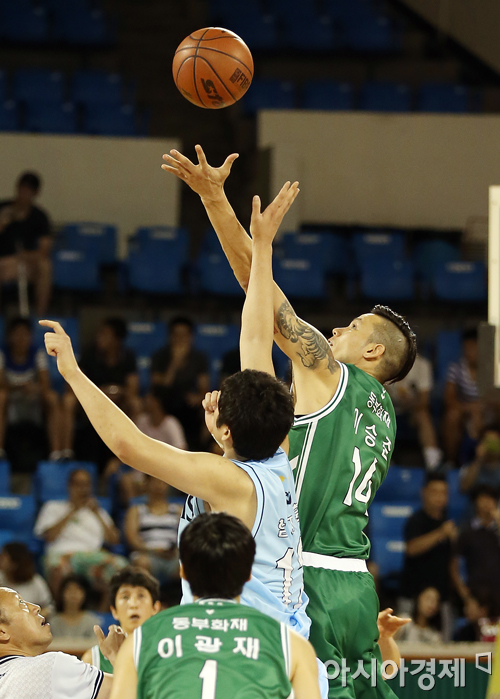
top-left (363, 342), bottom-right (385, 361)
top-left (0, 622), bottom-right (10, 643)
top-left (220, 424), bottom-right (232, 447)
top-left (152, 601), bottom-right (162, 614)
top-left (110, 606), bottom-right (119, 622)
top-left (179, 563), bottom-right (186, 581)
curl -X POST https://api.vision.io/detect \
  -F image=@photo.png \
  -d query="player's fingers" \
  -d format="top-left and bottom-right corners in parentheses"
top-left (251, 194), bottom-right (261, 218)
top-left (195, 144), bottom-right (208, 166)
top-left (222, 153), bottom-right (239, 171)
top-left (39, 320), bottom-right (65, 335)
top-left (171, 149), bottom-right (195, 171)
top-left (94, 625), bottom-right (105, 642)
top-left (163, 154), bottom-right (191, 175)
top-left (161, 164), bottom-right (186, 179)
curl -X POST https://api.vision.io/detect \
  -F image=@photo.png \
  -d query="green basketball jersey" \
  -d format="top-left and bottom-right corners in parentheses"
top-left (90, 645), bottom-right (114, 673)
top-left (289, 362), bottom-right (396, 559)
top-left (134, 599), bottom-right (293, 699)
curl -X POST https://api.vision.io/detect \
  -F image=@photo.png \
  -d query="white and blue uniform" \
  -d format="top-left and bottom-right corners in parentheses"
top-left (178, 447), bottom-right (311, 639)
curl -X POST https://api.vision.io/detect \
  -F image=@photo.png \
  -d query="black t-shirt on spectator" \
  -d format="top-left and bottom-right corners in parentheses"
top-left (151, 347), bottom-right (208, 396)
top-left (0, 200), bottom-right (50, 257)
top-left (79, 346), bottom-right (137, 387)
top-left (400, 509), bottom-right (452, 600)
top-left (457, 519), bottom-right (500, 614)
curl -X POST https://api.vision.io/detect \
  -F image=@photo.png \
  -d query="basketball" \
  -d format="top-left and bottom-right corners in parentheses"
top-left (172, 27), bottom-right (254, 109)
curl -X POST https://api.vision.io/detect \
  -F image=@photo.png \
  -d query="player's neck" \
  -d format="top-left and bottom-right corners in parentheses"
top-left (354, 359), bottom-right (383, 384)
top-left (193, 595), bottom-right (240, 604)
top-left (224, 446), bottom-right (247, 462)
top-left (0, 643), bottom-right (48, 658)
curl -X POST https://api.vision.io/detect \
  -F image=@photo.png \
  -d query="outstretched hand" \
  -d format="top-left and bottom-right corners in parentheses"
top-left (39, 320), bottom-right (79, 381)
top-left (377, 608), bottom-right (411, 639)
top-left (161, 144), bottom-right (238, 203)
top-left (250, 181), bottom-right (300, 246)
top-left (94, 624), bottom-right (126, 667)
top-left (202, 390), bottom-right (220, 434)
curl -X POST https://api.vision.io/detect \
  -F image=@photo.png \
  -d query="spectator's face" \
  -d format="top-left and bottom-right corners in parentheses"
top-left (146, 476), bottom-right (169, 499)
top-left (8, 324), bottom-right (32, 354)
top-left (145, 394), bottom-right (162, 415)
top-left (463, 338), bottom-right (478, 367)
top-left (111, 585), bottom-right (160, 634)
top-left (475, 493), bottom-right (498, 519)
top-left (170, 323), bottom-right (193, 348)
top-left (480, 431), bottom-right (500, 463)
top-left (418, 587), bottom-right (440, 619)
top-left (16, 184), bottom-right (37, 207)
top-left (68, 470), bottom-right (92, 503)
top-left (62, 581), bottom-right (86, 611)
top-left (96, 324), bottom-right (120, 352)
top-left (422, 481), bottom-right (448, 514)
top-left (0, 588), bottom-right (52, 652)
top-left (328, 314), bottom-right (379, 365)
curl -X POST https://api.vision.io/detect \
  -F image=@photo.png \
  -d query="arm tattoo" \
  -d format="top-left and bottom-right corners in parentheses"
top-left (276, 301), bottom-right (337, 374)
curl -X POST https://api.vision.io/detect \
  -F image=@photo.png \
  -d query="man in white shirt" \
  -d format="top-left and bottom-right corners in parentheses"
top-left (34, 469), bottom-right (126, 594)
top-left (0, 586), bottom-right (120, 699)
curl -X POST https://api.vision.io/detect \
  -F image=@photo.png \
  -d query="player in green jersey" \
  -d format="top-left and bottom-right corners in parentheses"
top-left (162, 146), bottom-right (417, 699)
top-left (82, 567), bottom-right (161, 673)
top-left (109, 511), bottom-right (321, 699)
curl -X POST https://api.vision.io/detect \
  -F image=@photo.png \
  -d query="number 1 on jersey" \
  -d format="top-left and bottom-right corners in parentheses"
top-left (343, 447), bottom-right (377, 507)
top-left (199, 659), bottom-right (217, 699)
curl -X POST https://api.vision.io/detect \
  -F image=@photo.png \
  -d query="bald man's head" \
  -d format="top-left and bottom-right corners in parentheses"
top-left (369, 305), bottom-right (417, 384)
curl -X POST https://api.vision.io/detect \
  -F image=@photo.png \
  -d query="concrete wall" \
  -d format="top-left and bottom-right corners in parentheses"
top-left (258, 110), bottom-right (500, 232)
top-left (0, 133), bottom-right (181, 256)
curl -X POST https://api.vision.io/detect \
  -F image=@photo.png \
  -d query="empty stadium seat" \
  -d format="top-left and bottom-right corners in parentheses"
top-left (352, 232), bottom-right (406, 266)
top-left (282, 231), bottom-right (348, 275)
top-left (0, 461), bottom-right (10, 495)
top-left (60, 223), bottom-right (117, 264)
top-left (53, 249), bottom-right (100, 291)
top-left (370, 536), bottom-right (406, 579)
top-left (211, 4), bottom-right (277, 51)
top-left (432, 261), bottom-right (487, 302)
top-left (72, 70), bottom-right (123, 106)
top-left (128, 231), bottom-right (188, 295)
top-left (282, 12), bottom-right (334, 51)
top-left (376, 466), bottom-right (425, 502)
top-left (25, 102), bottom-right (77, 134)
top-left (370, 502), bottom-right (416, 539)
top-left (360, 259), bottom-right (415, 300)
top-left (243, 79), bottom-right (296, 114)
top-left (52, 6), bottom-right (109, 45)
top-left (359, 82), bottom-right (411, 112)
top-left (434, 329), bottom-right (462, 388)
top-left (13, 69), bottom-right (65, 105)
top-left (274, 258), bottom-right (327, 299)
top-left (418, 84), bottom-right (468, 113)
top-left (414, 240), bottom-right (460, 280)
top-left (1, 5), bottom-right (49, 43)
top-left (0, 101), bottom-right (18, 131)
top-left (133, 226), bottom-right (189, 258)
top-left (198, 252), bottom-right (244, 296)
top-left (302, 80), bottom-right (354, 111)
top-left (83, 103), bottom-right (136, 136)
top-left (195, 324), bottom-right (240, 388)
top-left (35, 460), bottom-right (98, 502)
top-left (0, 495), bottom-right (36, 534)
top-left (343, 15), bottom-right (400, 52)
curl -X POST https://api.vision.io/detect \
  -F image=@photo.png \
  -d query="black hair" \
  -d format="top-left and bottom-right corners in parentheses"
top-left (216, 369), bottom-right (294, 461)
top-left (462, 327), bottom-right (478, 342)
top-left (109, 567), bottom-right (160, 607)
top-left (102, 317), bottom-right (127, 341)
top-left (67, 468), bottom-right (92, 487)
top-left (17, 171), bottom-right (41, 192)
top-left (179, 512), bottom-right (255, 599)
top-left (370, 305), bottom-right (417, 384)
top-left (423, 473), bottom-right (448, 487)
top-left (57, 574), bottom-right (91, 612)
top-left (7, 317), bottom-right (32, 334)
top-left (413, 586), bottom-right (442, 632)
top-left (1, 542), bottom-right (36, 584)
top-left (471, 484), bottom-right (500, 502)
top-left (159, 578), bottom-right (182, 609)
top-left (169, 315), bottom-right (194, 333)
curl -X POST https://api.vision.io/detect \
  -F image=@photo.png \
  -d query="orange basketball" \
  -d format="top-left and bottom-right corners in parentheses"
top-left (172, 27), bottom-right (254, 109)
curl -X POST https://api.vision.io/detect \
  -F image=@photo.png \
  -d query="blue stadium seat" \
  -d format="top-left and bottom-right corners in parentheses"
top-left (83, 103), bottom-right (136, 137)
top-left (210, 3), bottom-right (277, 51)
top-left (13, 69), bottom-right (65, 105)
top-left (432, 261), bottom-right (487, 302)
top-left (72, 71), bottom-right (123, 107)
top-left (133, 226), bottom-right (189, 258)
top-left (273, 258), bottom-right (327, 299)
top-left (195, 324), bottom-right (240, 389)
top-left (198, 252), bottom-right (244, 296)
top-left (0, 461), bottom-right (10, 495)
top-left (352, 232), bottom-right (406, 267)
top-left (302, 80), bottom-right (354, 111)
top-left (53, 249), bottom-right (100, 291)
top-left (35, 460), bottom-right (98, 502)
top-left (370, 536), bottom-right (406, 579)
top-left (376, 466), bottom-right (425, 502)
top-left (0, 101), bottom-right (18, 131)
top-left (96, 611), bottom-right (116, 632)
top-left (435, 329), bottom-right (462, 388)
top-left (128, 248), bottom-right (184, 295)
top-left (343, 15), bottom-right (400, 52)
top-left (243, 79), bottom-right (296, 114)
top-left (25, 102), bottom-right (77, 134)
top-left (0, 495), bottom-right (36, 534)
top-left (282, 12), bottom-right (334, 51)
top-left (418, 84), bottom-right (468, 113)
top-left (369, 502), bottom-right (416, 539)
top-left (52, 6), bottom-right (109, 45)
top-left (282, 231), bottom-right (348, 275)
top-left (60, 223), bottom-right (117, 265)
top-left (1, 5), bottom-right (48, 43)
top-left (447, 469), bottom-right (470, 523)
top-left (360, 259), bottom-right (415, 300)
top-left (359, 82), bottom-right (411, 112)
top-left (414, 240), bottom-right (460, 280)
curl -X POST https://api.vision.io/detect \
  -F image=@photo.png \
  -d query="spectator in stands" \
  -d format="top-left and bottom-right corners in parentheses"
top-left (0, 317), bottom-right (62, 463)
top-left (460, 425), bottom-right (500, 493)
top-left (452, 485), bottom-right (500, 616)
top-left (0, 172), bottom-right (52, 315)
top-left (0, 542), bottom-right (54, 617)
top-left (443, 328), bottom-right (482, 466)
top-left (453, 588), bottom-right (493, 642)
top-left (33, 468), bottom-right (126, 595)
top-left (151, 316), bottom-right (209, 449)
top-left (399, 474), bottom-right (457, 639)
top-left (61, 318), bottom-right (140, 467)
top-left (387, 354), bottom-right (442, 470)
top-left (396, 587), bottom-right (443, 644)
top-left (124, 475), bottom-right (181, 584)
top-left (49, 574), bottom-right (101, 639)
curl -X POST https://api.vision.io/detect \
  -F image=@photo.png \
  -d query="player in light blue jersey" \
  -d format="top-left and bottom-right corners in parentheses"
top-left (38, 183), bottom-right (312, 638)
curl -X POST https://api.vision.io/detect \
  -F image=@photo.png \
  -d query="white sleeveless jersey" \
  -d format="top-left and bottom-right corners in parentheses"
top-left (0, 652), bottom-right (103, 699)
top-left (178, 448), bottom-right (311, 639)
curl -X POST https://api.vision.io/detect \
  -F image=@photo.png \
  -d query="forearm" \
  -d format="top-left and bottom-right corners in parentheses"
top-left (406, 529), bottom-right (445, 556)
top-left (42, 509), bottom-right (76, 542)
top-left (460, 462), bottom-right (481, 492)
top-left (378, 637), bottom-right (401, 673)
top-left (202, 194), bottom-right (252, 289)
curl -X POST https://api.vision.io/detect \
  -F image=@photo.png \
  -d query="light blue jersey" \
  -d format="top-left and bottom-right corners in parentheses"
top-left (178, 448), bottom-right (311, 639)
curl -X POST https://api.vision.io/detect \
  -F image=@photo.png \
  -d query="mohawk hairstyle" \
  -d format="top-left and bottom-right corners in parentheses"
top-left (371, 305), bottom-right (417, 384)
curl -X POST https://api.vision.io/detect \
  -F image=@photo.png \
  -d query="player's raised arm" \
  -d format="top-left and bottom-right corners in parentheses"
top-left (38, 321), bottom-right (253, 514)
top-left (108, 635), bottom-right (136, 699)
top-left (240, 183), bottom-right (299, 375)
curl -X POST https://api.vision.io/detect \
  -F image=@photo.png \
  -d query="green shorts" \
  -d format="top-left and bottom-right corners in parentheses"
top-left (304, 567), bottom-right (398, 699)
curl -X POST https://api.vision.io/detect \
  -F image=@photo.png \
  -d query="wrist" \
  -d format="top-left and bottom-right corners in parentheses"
top-left (200, 190), bottom-right (226, 207)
